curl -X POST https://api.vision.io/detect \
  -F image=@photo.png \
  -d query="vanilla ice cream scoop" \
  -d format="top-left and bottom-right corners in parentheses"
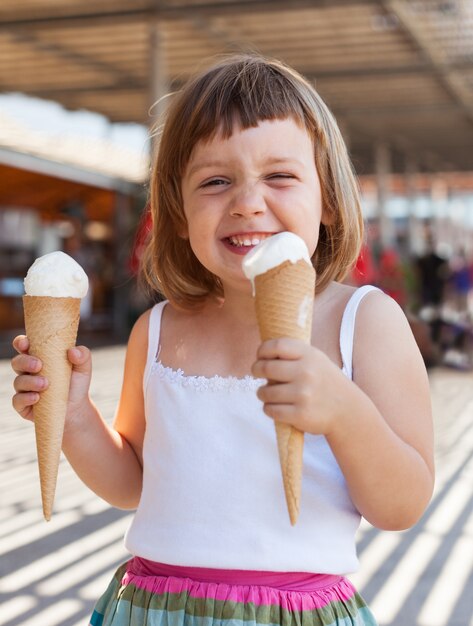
top-left (24, 251), bottom-right (89, 298)
top-left (242, 232), bottom-right (311, 290)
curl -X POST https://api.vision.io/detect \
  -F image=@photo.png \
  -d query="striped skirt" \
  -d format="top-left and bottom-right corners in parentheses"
top-left (89, 558), bottom-right (378, 626)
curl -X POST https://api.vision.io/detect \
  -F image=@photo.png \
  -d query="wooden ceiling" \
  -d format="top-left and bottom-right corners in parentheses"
top-left (1, 0), bottom-right (473, 174)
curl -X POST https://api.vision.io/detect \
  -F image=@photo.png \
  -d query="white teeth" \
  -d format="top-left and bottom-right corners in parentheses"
top-left (228, 235), bottom-right (269, 246)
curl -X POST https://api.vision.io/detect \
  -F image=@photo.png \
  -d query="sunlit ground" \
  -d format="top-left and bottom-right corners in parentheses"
top-left (0, 349), bottom-right (471, 626)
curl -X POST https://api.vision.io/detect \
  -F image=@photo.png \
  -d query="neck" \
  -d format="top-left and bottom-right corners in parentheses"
top-left (200, 287), bottom-right (259, 333)
top-left (221, 288), bottom-right (258, 325)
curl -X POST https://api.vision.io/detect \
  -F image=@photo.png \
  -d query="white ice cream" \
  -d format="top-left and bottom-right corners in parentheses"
top-left (24, 251), bottom-right (89, 298)
top-left (242, 232), bottom-right (311, 287)
top-left (243, 232), bottom-right (314, 329)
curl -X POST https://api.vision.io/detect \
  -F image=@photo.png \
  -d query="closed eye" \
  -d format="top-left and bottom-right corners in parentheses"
top-left (200, 178), bottom-right (229, 188)
top-left (266, 173), bottom-right (297, 182)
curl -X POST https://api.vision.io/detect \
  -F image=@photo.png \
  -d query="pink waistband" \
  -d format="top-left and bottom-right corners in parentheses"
top-left (128, 558), bottom-right (342, 592)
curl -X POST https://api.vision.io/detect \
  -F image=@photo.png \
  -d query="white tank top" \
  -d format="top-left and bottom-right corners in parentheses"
top-left (124, 285), bottom-right (379, 574)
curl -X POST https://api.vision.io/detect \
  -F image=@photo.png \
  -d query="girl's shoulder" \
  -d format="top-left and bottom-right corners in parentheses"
top-left (327, 282), bottom-right (410, 346)
top-left (312, 282), bottom-right (380, 365)
top-left (350, 285), bottom-right (409, 335)
top-left (131, 300), bottom-right (191, 345)
top-left (315, 281), bottom-right (407, 353)
top-left (348, 284), bottom-right (424, 378)
top-left (126, 308), bottom-right (154, 362)
top-left (131, 307), bottom-right (153, 341)
top-left (322, 280), bottom-right (398, 318)
top-left (314, 281), bottom-right (380, 325)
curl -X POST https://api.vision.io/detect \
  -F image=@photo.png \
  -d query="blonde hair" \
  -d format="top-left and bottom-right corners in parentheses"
top-left (141, 53), bottom-right (363, 309)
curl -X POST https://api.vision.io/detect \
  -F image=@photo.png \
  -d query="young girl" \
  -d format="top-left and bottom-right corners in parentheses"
top-left (11, 54), bottom-right (434, 626)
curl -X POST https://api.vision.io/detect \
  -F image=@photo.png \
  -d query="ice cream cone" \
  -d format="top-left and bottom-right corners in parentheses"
top-left (23, 295), bottom-right (81, 521)
top-left (254, 259), bottom-right (315, 525)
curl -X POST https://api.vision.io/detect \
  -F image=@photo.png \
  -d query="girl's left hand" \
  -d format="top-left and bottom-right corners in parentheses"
top-left (251, 338), bottom-right (347, 436)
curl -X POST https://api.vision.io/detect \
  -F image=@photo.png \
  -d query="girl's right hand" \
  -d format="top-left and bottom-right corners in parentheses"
top-left (11, 335), bottom-right (93, 422)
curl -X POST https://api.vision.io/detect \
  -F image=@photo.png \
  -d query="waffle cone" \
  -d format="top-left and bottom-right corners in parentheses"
top-left (23, 295), bottom-right (81, 520)
top-left (254, 259), bottom-right (315, 525)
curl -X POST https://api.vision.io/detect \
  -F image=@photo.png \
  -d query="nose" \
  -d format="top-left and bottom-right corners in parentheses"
top-left (229, 183), bottom-right (266, 218)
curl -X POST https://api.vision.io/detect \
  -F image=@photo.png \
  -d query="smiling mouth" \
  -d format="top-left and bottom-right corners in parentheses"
top-left (226, 233), bottom-right (274, 247)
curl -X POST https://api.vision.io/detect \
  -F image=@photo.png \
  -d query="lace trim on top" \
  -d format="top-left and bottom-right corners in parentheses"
top-left (151, 359), bottom-right (265, 392)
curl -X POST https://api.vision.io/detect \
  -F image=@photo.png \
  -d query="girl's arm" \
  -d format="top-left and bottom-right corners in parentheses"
top-left (253, 291), bottom-right (434, 531)
top-left (12, 311), bottom-right (150, 510)
top-left (326, 292), bottom-right (434, 529)
top-left (62, 311), bottom-right (150, 509)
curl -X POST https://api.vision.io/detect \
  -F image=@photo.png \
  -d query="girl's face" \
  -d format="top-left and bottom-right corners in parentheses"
top-left (181, 117), bottom-right (329, 294)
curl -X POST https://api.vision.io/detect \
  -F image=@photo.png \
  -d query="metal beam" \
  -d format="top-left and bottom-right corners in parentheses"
top-left (337, 102), bottom-right (464, 117)
top-left (305, 60), bottom-right (473, 80)
top-left (381, 0), bottom-right (473, 128)
top-left (0, 83), bottom-right (147, 95)
top-left (7, 31), bottom-right (141, 86)
top-left (5, 59), bottom-right (473, 95)
top-left (149, 22), bottom-right (169, 119)
top-left (0, 0), bottom-right (378, 30)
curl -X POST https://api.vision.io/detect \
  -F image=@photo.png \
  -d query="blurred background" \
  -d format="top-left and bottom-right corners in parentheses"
top-left (0, 1), bottom-right (472, 625)
top-left (1, 0), bottom-right (473, 367)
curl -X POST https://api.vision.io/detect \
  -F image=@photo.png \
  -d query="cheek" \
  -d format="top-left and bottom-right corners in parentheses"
top-left (185, 210), bottom-right (208, 240)
top-left (185, 220), bottom-right (211, 262)
top-left (184, 235), bottom-right (207, 270)
top-left (320, 198), bottom-right (335, 227)
top-left (176, 189), bottom-right (191, 240)
top-left (306, 224), bottom-right (322, 258)
top-left (181, 199), bottom-right (201, 239)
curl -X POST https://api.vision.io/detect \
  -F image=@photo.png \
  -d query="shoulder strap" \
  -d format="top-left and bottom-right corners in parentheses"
top-left (340, 286), bottom-right (380, 379)
top-left (143, 300), bottom-right (167, 392)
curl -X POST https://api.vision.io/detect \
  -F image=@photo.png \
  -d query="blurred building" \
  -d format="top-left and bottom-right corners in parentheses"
top-left (2, 0), bottom-right (473, 361)
top-left (359, 172), bottom-right (473, 255)
top-left (0, 106), bottom-right (149, 351)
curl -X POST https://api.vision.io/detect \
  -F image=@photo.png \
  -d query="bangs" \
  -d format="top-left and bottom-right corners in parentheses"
top-left (173, 57), bottom-right (313, 172)
top-left (205, 62), bottom-right (308, 136)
